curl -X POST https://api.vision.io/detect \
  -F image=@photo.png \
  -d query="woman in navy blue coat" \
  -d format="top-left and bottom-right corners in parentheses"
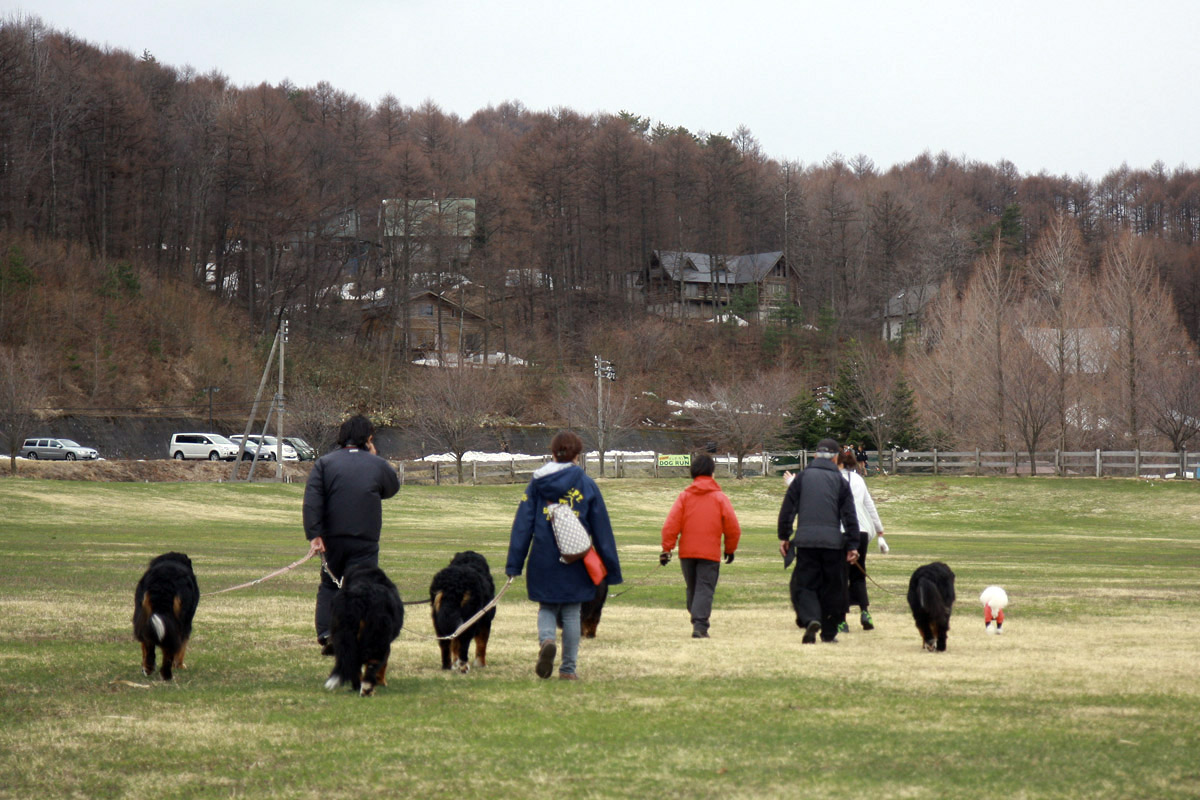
top-left (506, 431), bottom-right (622, 679)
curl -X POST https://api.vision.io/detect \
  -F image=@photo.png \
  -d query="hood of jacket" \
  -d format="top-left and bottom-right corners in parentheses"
top-left (684, 475), bottom-right (723, 496)
top-left (531, 461), bottom-right (582, 502)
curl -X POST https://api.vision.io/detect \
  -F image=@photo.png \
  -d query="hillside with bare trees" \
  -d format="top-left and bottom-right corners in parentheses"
top-left (2, 15), bottom-right (1198, 455)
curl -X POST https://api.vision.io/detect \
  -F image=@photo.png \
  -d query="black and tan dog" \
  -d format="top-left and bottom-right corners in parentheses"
top-left (324, 564), bottom-right (404, 696)
top-left (580, 582), bottom-right (608, 639)
top-left (132, 552), bottom-right (199, 681)
top-left (907, 561), bottom-right (956, 652)
top-left (429, 550), bottom-right (495, 673)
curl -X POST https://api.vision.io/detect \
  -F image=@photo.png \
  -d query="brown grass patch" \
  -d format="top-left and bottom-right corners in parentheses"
top-left (1, 459), bottom-right (314, 483)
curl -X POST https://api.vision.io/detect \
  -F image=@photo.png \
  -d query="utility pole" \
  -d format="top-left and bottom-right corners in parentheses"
top-left (276, 318), bottom-right (287, 481)
top-left (203, 386), bottom-right (220, 430)
top-left (593, 355), bottom-right (616, 475)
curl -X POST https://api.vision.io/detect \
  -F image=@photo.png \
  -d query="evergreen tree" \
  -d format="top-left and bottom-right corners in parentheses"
top-left (779, 388), bottom-right (830, 450)
top-left (887, 375), bottom-right (927, 450)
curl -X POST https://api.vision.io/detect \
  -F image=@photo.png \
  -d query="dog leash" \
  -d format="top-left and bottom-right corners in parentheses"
top-left (318, 559), bottom-right (433, 605)
top-left (202, 551), bottom-right (317, 596)
top-left (607, 561), bottom-right (666, 600)
top-left (399, 576), bottom-right (515, 642)
top-left (854, 560), bottom-right (901, 596)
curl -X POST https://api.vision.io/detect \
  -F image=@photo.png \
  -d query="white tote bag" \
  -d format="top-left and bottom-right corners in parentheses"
top-left (547, 503), bottom-right (591, 563)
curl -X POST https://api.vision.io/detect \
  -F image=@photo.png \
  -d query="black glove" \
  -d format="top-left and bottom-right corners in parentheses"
top-left (659, 551), bottom-right (671, 566)
top-left (724, 552), bottom-right (734, 564)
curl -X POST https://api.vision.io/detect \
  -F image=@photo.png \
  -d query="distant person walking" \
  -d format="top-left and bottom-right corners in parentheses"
top-left (506, 431), bottom-right (622, 680)
top-left (303, 415), bottom-right (400, 653)
top-left (778, 438), bottom-right (860, 643)
top-left (660, 453), bottom-right (742, 639)
top-left (853, 443), bottom-right (868, 476)
top-left (836, 448), bottom-right (886, 631)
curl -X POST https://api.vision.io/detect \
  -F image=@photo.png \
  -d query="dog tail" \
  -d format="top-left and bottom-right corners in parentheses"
top-left (150, 613), bottom-right (167, 642)
top-left (919, 577), bottom-right (948, 617)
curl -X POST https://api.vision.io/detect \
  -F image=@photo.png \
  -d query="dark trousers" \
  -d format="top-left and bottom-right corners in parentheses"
top-left (314, 537), bottom-right (379, 638)
top-left (789, 547), bottom-right (848, 641)
top-left (847, 532), bottom-right (870, 610)
top-left (680, 558), bottom-right (721, 635)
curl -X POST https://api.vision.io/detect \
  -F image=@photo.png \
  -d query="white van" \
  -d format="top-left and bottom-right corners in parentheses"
top-left (169, 433), bottom-right (240, 461)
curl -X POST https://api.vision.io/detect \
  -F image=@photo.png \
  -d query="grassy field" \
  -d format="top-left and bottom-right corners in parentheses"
top-left (1, 474), bottom-right (1199, 799)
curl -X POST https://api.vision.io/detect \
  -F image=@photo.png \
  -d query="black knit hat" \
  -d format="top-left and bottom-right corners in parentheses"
top-left (815, 438), bottom-right (840, 454)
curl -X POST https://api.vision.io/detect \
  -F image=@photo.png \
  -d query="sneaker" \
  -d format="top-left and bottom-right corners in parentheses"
top-left (861, 610), bottom-right (875, 631)
top-left (802, 620), bottom-right (821, 644)
top-left (535, 639), bottom-right (556, 679)
top-left (986, 621), bottom-right (997, 635)
top-left (692, 629), bottom-right (710, 639)
top-left (558, 672), bottom-right (579, 680)
top-left (837, 621), bottom-right (849, 634)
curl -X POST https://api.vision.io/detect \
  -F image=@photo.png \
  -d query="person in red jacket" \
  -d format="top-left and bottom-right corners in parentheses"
top-left (660, 452), bottom-right (742, 639)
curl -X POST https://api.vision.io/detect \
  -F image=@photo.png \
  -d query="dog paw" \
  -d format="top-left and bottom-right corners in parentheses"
top-left (359, 683), bottom-right (375, 697)
top-left (453, 659), bottom-right (470, 674)
top-left (324, 675), bottom-right (342, 691)
top-left (471, 658), bottom-right (486, 669)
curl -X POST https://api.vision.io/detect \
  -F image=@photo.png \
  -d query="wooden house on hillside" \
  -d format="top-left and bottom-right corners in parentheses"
top-left (634, 250), bottom-right (790, 320)
top-left (359, 289), bottom-right (490, 360)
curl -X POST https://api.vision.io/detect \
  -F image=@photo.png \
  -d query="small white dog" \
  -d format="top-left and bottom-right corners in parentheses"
top-left (980, 585), bottom-right (1008, 634)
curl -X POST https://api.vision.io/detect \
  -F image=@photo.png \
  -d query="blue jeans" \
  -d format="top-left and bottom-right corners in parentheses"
top-left (537, 602), bottom-right (581, 675)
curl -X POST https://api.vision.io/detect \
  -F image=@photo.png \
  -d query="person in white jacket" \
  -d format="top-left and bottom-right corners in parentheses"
top-left (836, 449), bottom-right (887, 630)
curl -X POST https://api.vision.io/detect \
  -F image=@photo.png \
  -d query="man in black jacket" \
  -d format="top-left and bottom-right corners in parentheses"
top-left (303, 415), bottom-right (401, 650)
top-left (778, 438), bottom-right (860, 643)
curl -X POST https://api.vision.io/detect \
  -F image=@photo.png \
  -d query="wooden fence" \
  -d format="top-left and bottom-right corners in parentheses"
top-left (398, 451), bottom-right (760, 485)
top-left (397, 448), bottom-right (1200, 485)
top-left (771, 449), bottom-right (1200, 479)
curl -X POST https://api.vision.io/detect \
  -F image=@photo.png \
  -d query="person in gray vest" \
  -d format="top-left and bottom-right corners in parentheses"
top-left (777, 438), bottom-right (860, 643)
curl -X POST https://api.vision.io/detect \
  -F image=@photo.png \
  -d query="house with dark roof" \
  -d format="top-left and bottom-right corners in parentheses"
top-left (633, 250), bottom-right (790, 320)
top-left (881, 284), bottom-right (939, 340)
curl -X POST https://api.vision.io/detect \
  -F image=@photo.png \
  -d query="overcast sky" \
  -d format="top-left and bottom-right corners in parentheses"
top-left (7, 0), bottom-right (1198, 180)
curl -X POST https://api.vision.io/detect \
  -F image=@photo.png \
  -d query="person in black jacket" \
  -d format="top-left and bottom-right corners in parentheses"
top-left (778, 438), bottom-right (860, 643)
top-left (303, 415), bottom-right (401, 651)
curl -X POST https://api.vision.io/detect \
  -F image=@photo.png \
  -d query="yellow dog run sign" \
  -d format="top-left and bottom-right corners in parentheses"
top-left (657, 454), bottom-right (692, 467)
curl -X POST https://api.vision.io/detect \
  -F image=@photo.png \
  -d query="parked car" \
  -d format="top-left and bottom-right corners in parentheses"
top-left (169, 433), bottom-right (240, 461)
top-left (283, 437), bottom-right (317, 461)
top-left (19, 438), bottom-right (100, 461)
top-left (230, 434), bottom-right (298, 462)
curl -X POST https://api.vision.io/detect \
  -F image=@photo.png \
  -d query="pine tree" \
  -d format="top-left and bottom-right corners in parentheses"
top-left (780, 388), bottom-right (829, 450)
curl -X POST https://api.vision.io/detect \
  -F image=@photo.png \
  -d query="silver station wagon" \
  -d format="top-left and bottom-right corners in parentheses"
top-left (20, 438), bottom-right (100, 460)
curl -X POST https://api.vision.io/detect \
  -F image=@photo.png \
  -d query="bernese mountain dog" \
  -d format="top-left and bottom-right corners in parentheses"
top-left (429, 550), bottom-right (496, 673)
top-left (324, 563), bottom-right (404, 696)
top-left (132, 552), bottom-right (199, 681)
top-left (907, 561), bottom-right (956, 652)
top-left (580, 582), bottom-right (608, 639)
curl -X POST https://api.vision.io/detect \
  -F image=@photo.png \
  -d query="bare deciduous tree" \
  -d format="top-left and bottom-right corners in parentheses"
top-left (409, 367), bottom-right (495, 482)
top-left (286, 384), bottom-right (346, 456)
top-left (960, 241), bottom-right (1018, 449)
top-left (1096, 235), bottom-right (1183, 447)
top-left (1027, 214), bottom-right (1092, 451)
top-left (1146, 351), bottom-right (1200, 451)
top-left (1006, 302), bottom-right (1061, 473)
top-left (906, 278), bottom-right (970, 449)
top-left (560, 374), bottom-right (635, 477)
top-left (0, 346), bottom-right (45, 472)
top-left (687, 369), bottom-right (796, 478)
